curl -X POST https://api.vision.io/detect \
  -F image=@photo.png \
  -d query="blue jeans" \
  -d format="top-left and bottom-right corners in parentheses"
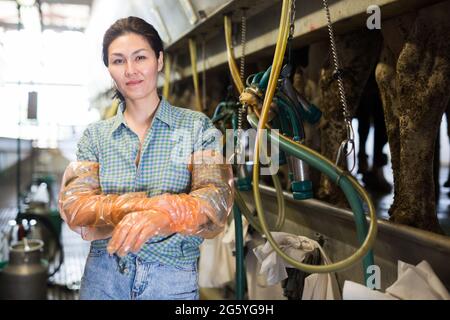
top-left (79, 245), bottom-right (199, 300)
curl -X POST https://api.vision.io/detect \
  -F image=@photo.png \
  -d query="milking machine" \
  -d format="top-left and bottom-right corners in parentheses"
top-left (161, 0), bottom-right (377, 299)
top-left (219, 0), bottom-right (378, 299)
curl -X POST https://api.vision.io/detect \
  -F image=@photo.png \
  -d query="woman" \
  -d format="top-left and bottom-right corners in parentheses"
top-left (58, 16), bottom-right (233, 300)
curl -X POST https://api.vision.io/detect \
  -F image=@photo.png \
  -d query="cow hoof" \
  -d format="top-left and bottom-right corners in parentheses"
top-left (389, 210), bottom-right (416, 226)
top-left (389, 209), bottom-right (445, 235)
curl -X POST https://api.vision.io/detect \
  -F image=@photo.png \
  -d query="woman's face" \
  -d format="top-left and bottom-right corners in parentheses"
top-left (107, 32), bottom-right (163, 102)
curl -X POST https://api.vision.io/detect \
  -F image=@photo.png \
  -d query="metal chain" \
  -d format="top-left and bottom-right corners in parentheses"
top-left (322, 0), bottom-right (356, 171)
top-left (286, 0), bottom-right (296, 65)
top-left (240, 9), bottom-right (246, 84)
top-left (237, 9), bottom-right (247, 132)
top-left (289, 0), bottom-right (296, 38)
top-left (235, 9), bottom-right (247, 158)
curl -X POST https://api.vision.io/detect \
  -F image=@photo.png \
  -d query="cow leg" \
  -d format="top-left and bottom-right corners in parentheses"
top-left (393, 5), bottom-right (450, 232)
top-left (375, 45), bottom-right (401, 217)
top-left (318, 30), bottom-right (382, 206)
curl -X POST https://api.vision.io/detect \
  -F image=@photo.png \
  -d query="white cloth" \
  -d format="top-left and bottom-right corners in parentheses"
top-left (302, 272), bottom-right (341, 300)
top-left (222, 215), bottom-right (251, 247)
top-left (386, 260), bottom-right (450, 300)
top-left (246, 233), bottom-right (286, 300)
top-left (198, 223), bottom-right (235, 288)
top-left (253, 233), bottom-right (318, 286)
top-left (253, 232), bottom-right (340, 299)
top-left (300, 242), bottom-right (341, 300)
top-left (343, 281), bottom-right (398, 300)
top-left (198, 216), bottom-right (250, 288)
top-left (343, 260), bottom-right (449, 300)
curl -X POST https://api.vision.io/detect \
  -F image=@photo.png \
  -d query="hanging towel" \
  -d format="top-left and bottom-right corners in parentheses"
top-left (198, 223), bottom-right (235, 288)
top-left (222, 215), bottom-right (251, 247)
top-left (386, 260), bottom-right (450, 300)
top-left (246, 232), bottom-right (287, 300)
top-left (253, 233), bottom-right (316, 286)
top-left (301, 245), bottom-right (341, 300)
top-left (198, 216), bottom-right (251, 288)
top-left (343, 260), bottom-right (449, 300)
top-left (253, 232), bottom-right (340, 299)
top-left (343, 281), bottom-right (398, 300)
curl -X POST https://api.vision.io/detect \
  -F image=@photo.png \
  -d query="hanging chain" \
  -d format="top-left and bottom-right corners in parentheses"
top-left (290, 0), bottom-right (296, 37)
top-left (322, 0), bottom-right (356, 171)
top-left (239, 9), bottom-right (246, 85)
top-left (286, 0), bottom-right (296, 65)
top-left (235, 9), bottom-right (247, 158)
top-left (238, 8), bottom-right (247, 132)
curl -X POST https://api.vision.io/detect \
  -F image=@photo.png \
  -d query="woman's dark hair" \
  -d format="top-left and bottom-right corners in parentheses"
top-left (102, 16), bottom-right (164, 102)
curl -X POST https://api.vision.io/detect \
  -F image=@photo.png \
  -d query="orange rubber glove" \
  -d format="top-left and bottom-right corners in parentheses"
top-left (107, 150), bottom-right (234, 256)
top-left (58, 161), bottom-right (157, 228)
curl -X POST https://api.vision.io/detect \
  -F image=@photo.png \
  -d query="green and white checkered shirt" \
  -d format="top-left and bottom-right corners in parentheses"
top-left (76, 97), bottom-right (219, 267)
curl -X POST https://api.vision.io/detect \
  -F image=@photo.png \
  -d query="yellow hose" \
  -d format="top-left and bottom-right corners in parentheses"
top-left (224, 11), bottom-right (286, 233)
top-left (103, 99), bottom-right (120, 119)
top-left (272, 172), bottom-right (286, 230)
top-left (251, 0), bottom-right (377, 273)
top-left (188, 38), bottom-right (202, 112)
top-left (252, 106), bottom-right (378, 272)
top-left (163, 54), bottom-right (171, 100)
top-left (234, 172), bottom-right (285, 233)
top-left (224, 15), bottom-right (244, 93)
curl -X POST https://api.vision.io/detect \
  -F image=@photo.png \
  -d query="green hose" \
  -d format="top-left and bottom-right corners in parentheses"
top-left (275, 96), bottom-right (303, 139)
top-left (235, 189), bottom-right (264, 234)
top-left (233, 205), bottom-right (245, 300)
top-left (230, 109), bottom-right (286, 299)
top-left (231, 103), bottom-right (286, 234)
top-left (248, 113), bottom-right (376, 280)
top-left (234, 172), bottom-right (286, 234)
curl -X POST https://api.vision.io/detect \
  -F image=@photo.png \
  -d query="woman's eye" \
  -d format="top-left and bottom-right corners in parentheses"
top-left (112, 59), bottom-right (123, 64)
top-left (136, 56), bottom-right (147, 61)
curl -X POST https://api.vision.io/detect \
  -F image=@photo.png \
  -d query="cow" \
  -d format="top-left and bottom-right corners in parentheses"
top-left (317, 1), bottom-right (450, 233)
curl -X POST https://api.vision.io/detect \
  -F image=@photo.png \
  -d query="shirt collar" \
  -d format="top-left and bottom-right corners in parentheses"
top-left (110, 97), bottom-right (172, 135)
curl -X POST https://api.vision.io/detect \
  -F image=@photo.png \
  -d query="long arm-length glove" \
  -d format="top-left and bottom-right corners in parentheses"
top-left (58, 161), bottom-right (158, 229)
top-left (107, 150), bottom-right (234, 257)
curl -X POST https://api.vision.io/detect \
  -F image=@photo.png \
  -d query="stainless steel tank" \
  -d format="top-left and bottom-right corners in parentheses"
top-left (0, 239), bottom-right (48, 300)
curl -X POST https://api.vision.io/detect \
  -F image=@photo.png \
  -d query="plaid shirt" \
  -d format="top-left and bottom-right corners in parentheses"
top-left (76, 97), bottom-right (219, 268)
